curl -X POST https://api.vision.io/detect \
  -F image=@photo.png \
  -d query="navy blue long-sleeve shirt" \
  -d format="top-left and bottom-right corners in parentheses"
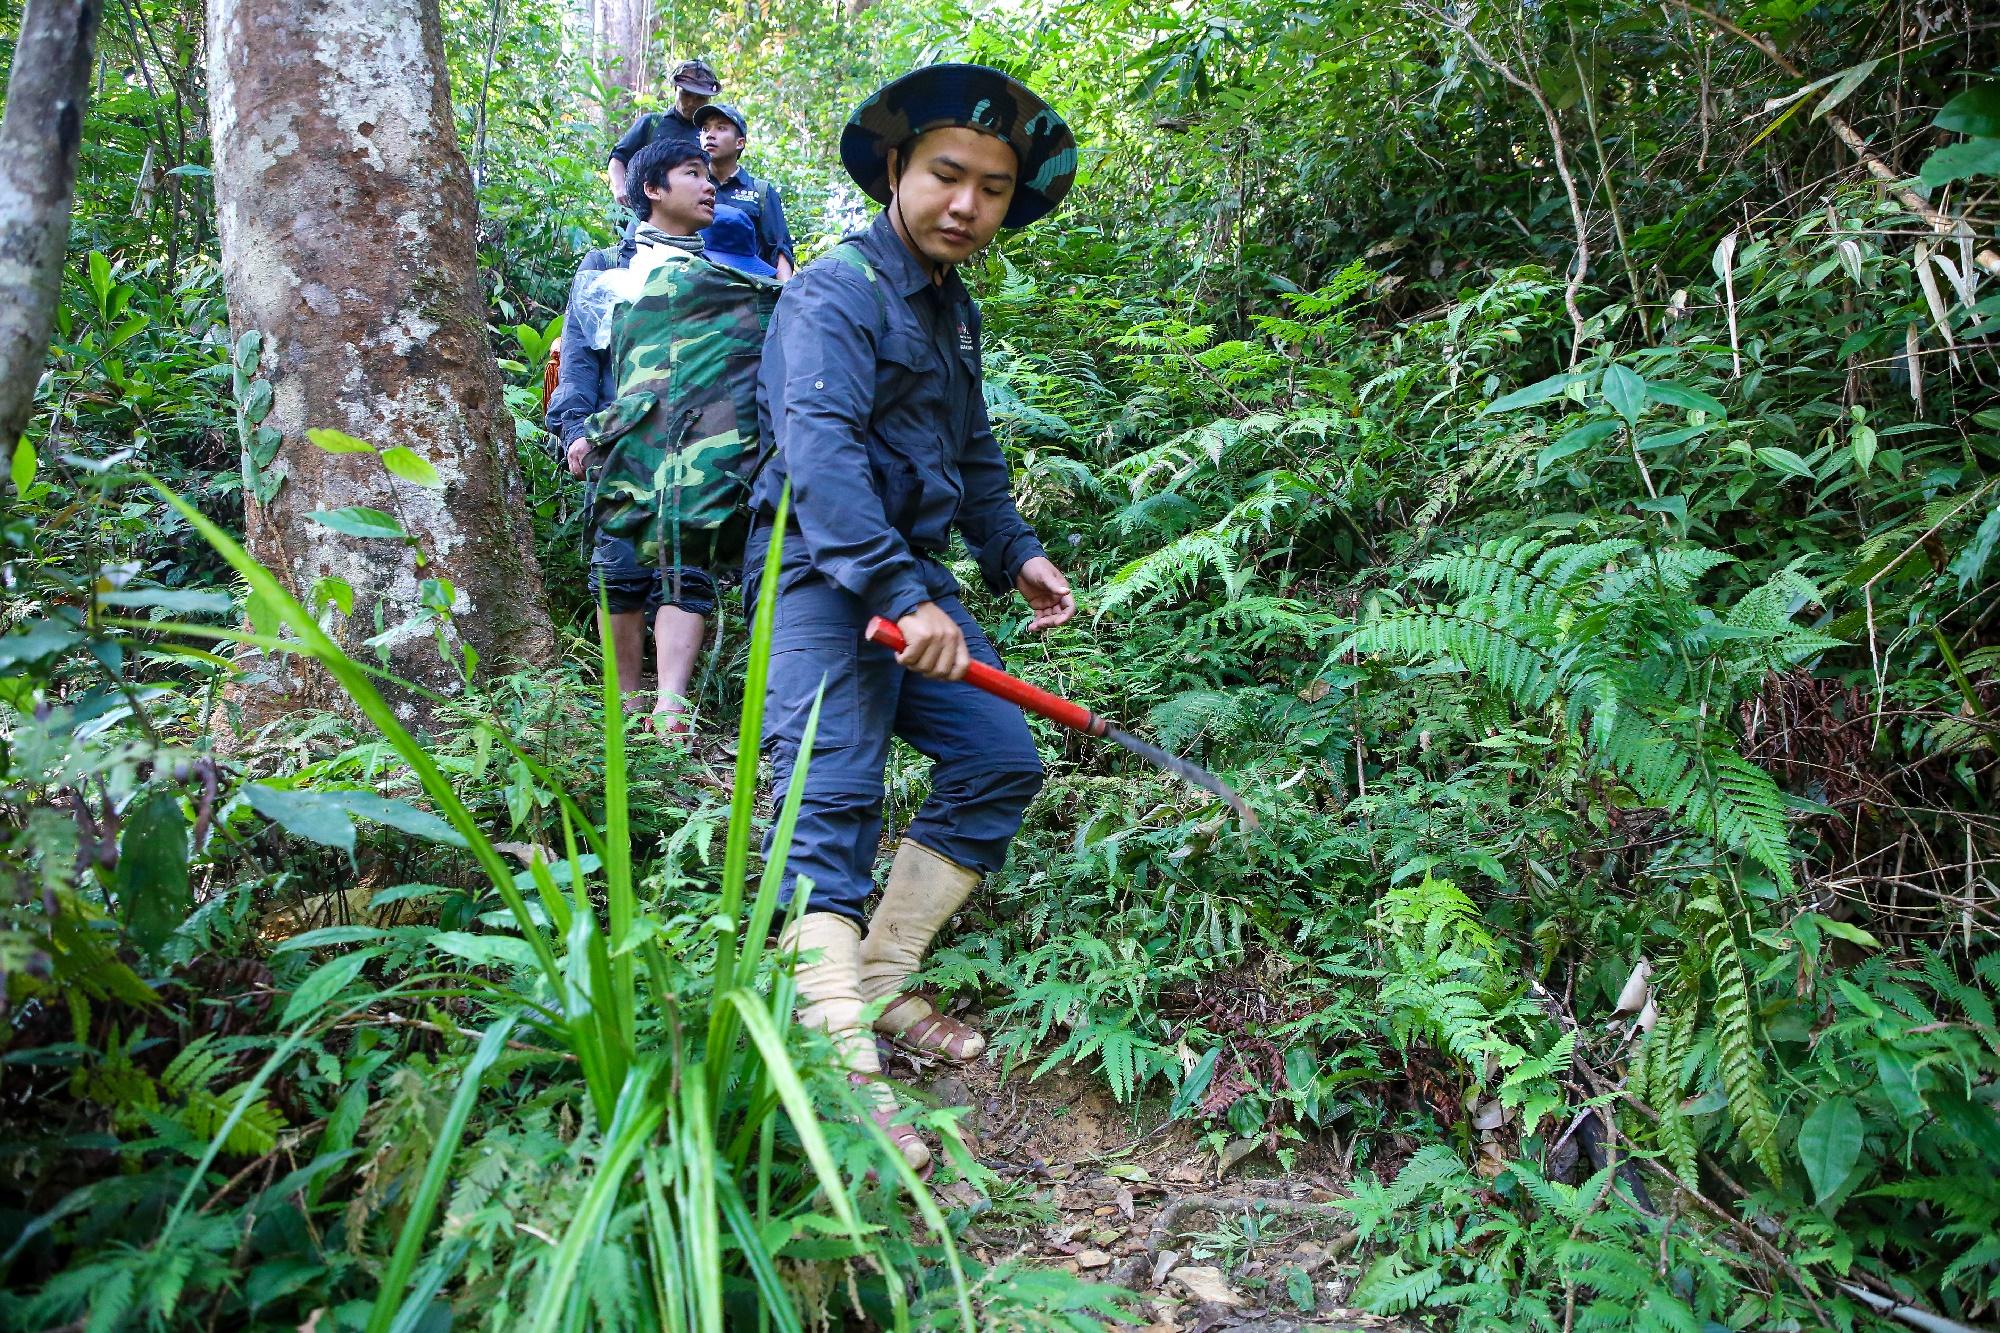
top-left (752, 210), bottom-right (1046, 621)
top-left (544, 234), bottom-right (638, 453)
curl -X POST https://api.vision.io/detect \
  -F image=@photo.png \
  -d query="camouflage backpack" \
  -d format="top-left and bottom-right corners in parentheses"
top-left (583, 248), bottom-right (781, 579)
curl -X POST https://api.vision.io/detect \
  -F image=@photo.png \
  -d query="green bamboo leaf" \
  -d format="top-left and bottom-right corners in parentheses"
top-left (1482, 371), bottom-right (1586, 414)
top-left (1754, 446), bottom-right (1817, 481)
top-left (1601, 365), bottom-right (1647, 427)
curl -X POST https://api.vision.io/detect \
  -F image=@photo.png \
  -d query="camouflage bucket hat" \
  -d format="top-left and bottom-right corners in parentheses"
top-left (840, 63), bottom-right (1077, 229)
top-left (669, 58), bottom-right (721, 95)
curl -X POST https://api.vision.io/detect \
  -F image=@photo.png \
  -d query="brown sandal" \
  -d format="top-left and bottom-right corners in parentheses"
top-left (851, 1073), bottom-right (932, 1178)
top-left (875, 992), bottom-right (987, 1063)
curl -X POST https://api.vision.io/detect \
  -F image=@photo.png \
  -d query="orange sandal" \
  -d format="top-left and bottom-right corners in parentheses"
top-left (875, 992), bottom-right (986, 1063)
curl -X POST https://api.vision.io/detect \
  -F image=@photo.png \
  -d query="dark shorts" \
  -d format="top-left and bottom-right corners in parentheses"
top-left (588, 531), bottom-right (718, 618)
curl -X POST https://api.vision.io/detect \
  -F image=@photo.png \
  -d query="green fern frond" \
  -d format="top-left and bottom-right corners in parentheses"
top-left (1699, 910), bottom-right (1782, 1187)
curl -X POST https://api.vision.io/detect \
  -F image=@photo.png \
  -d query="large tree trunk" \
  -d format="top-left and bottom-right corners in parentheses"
top-left (598, 0), bottom-right (654, 93)
top-left (207, 0), bottom-right (554, 718)
top-left (0, 0), bottom-right (102, 452)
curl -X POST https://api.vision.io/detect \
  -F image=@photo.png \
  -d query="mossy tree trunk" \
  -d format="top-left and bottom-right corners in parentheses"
top-left (206, 0), bottom-right (554, 720)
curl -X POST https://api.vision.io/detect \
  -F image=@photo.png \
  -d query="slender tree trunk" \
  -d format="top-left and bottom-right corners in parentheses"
top-left (0, 0), bottom-right (102, 452)
top-left (207, 0), bottom-right (554, 718)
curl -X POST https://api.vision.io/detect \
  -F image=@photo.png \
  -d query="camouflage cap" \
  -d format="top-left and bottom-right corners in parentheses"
top-left (669, 58), bottom-right (721, 95)
top-left (839, 63), bottom-right (1077, 229)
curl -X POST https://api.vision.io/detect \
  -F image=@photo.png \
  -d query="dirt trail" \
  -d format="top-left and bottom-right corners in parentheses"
top-left (903, 1051), bottom-right (1408, 1332)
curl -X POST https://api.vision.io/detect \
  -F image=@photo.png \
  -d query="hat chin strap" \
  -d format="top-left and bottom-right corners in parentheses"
top-left (888, 157), bottom-right (953, 286)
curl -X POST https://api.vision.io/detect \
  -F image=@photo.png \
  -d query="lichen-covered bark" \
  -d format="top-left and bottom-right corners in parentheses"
top-left (0, 0), bottom-right (102, 452)
top-left (207, 0), bottom-right (554, 718)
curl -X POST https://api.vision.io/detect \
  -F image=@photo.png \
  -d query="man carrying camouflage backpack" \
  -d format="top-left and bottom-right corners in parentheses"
top-left (571, 138), bottom-right (781, 733)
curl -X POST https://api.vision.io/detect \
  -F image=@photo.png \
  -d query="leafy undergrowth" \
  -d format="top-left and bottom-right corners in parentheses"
top-left (8, 0), bottom-right (2000, 1329)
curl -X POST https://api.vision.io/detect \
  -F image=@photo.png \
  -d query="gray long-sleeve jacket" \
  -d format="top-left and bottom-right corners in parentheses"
top-left (544, 233), bottom-right (638, 453)
top-left (751, 210), bottom-right (1046, 621)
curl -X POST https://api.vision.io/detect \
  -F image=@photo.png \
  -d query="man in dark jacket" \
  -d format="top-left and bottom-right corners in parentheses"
top-left (752, 65), bottom-right (1078, 1173)
top-left (694, 103), bottom-right (795, 280)
top-left (605, 58), bottom-right (719, 219)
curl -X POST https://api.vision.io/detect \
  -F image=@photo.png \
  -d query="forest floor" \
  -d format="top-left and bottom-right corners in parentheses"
top-left (898, 1043), bottom-right (1408, 1331)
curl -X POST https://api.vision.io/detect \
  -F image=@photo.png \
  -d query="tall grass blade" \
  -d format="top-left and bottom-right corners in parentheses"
top-left (367, 1015), bottom-right (518, 1333)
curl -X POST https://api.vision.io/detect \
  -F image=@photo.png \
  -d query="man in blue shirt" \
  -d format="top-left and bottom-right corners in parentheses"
top-left (694, 103), bottom-right (796, 280)
top-left (752, 64), bottom-right (1078, 1174)
top-left (605, 58), bottom-right (719, 219)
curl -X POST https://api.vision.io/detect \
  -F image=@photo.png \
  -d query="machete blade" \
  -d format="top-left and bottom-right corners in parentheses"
top-left (1104, 726), bottom-right (1261, 832)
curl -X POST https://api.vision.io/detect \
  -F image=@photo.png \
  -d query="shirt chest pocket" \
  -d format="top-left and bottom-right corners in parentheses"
top-left (869, 329), bottom-right (960, 536)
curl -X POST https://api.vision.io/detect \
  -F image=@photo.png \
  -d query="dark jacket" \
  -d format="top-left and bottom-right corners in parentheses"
top-left (752, 210), bottom-right (1046, 621)
top-left (609, 108), bottom-right (702, 165)
top-left (545, 233), bottom-right (639, 454)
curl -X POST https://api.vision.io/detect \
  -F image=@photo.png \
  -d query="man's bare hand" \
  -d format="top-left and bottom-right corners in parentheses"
top-left (566, 438), bottom-right (594, 478)
top-left (1015, 556), bottom-right (1076, 631)
top-left (894, 602), bottom-right (970, 680)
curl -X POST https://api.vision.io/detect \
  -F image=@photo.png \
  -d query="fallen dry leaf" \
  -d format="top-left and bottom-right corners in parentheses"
top-left (1170, 1265), bottom-right (1246, 1307)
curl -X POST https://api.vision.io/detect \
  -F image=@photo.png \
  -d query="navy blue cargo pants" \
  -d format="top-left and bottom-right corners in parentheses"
top-left (747, 529), bottom-right (1044, 925)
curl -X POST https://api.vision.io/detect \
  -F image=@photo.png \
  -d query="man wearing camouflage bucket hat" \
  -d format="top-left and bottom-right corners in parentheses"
top-left (748, 63), bottom-right (1079, 1174)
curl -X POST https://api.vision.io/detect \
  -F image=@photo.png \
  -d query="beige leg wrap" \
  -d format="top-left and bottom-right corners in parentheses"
top-left (779, 911), bottom-right (930, 1172)
top-left (778, 912), bottom-right (879, 1077)
top-left (859, 840), bottom-right (984, 1057)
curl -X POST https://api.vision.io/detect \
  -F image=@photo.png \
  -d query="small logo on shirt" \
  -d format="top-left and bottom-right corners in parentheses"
top-left (957, 322), bottom-right (975, 355)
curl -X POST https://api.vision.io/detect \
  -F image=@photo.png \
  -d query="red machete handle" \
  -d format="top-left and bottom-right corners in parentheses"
top-left (864, 615), bottom-right (1103, 735)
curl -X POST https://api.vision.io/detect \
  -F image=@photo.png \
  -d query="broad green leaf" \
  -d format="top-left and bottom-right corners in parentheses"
top-left (307, 507), bottom-right (406, 540)
top-left (1919, 136), bottom-right (2000, 188)
top-left (1754, 446), bottom-right (1816, 480)
top-left (1482, 371), bottom-right (1586, 414)
top-left (1644, 381), bottom-right (1727, 418)
top-left (0, 619), bottom-right (82, 669)
top-left (241, 378), bottom-right (274, 425)
top-left (338, 792), bottom-right (468, 847)
top-left (380, 446), bottom-right (444, 488)
top-left (1536, 418), bottom-right (1619, 471)
top-left (1797, 1097), bottom-right (1863, 1205)
top-left (247, 783), bottom-right (357, 853)
top-left (118, 788), bottom-right (191, 952)
top-left (1950, 507), bottom-right (2000, 592)
top-left (10, 437), bottom-right (33, 496)
top-left (271, 925), bottom-right (392, 954)
top-left (1935, 81), bottom-right (2000, 138)
top-left (99, 587), bottom-right (234, 615)
top-left (306, 427), bottom-right (376, 455)
top-left (311, 575), bottom-right (355, 616)
top-left (429, 932), bottom-right (539, 969)
top-left (282, 949), bottom-right (383, 1026)
top-left (1849, 424), bottom-right (1877, 476)
top-left (1601, 365), bottom-right (1647, 426)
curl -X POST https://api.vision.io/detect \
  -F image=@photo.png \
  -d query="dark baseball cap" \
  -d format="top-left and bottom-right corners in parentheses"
top-left (669, 58), bottom-right (720, 95)
top-left (840, 63), bottom-right (1077, 229)
top-left (694, 102), bottom-right (748, 137)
